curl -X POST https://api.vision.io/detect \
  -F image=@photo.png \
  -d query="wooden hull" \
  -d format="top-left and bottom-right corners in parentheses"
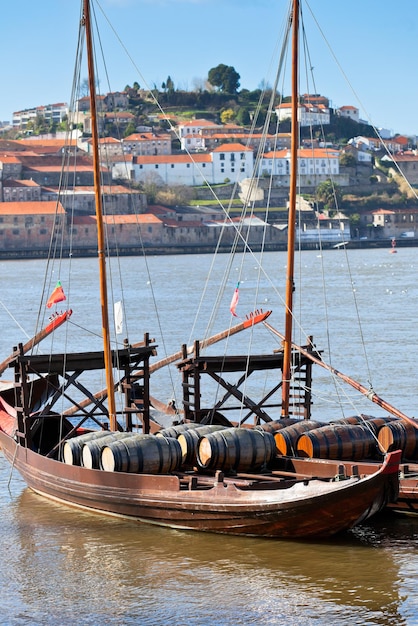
top-left (0, 429), bottom-right (400, 538)
top-left (386, 463), bottom-right (418, 515)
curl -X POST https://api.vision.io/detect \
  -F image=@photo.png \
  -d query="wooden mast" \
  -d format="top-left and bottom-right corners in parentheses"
top-left (83, 0), bottom-right (117, 431)
top-left (281, 0), bottom-right (299, 417)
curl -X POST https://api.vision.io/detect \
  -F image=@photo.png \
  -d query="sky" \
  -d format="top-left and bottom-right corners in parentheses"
top-left (1, 0), bottom-right (417, 136)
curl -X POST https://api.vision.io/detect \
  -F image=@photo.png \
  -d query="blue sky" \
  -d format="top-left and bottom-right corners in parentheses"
top-left (1, 0), bottom-right (417, 136)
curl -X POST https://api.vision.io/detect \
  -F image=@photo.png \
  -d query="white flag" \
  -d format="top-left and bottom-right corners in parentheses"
top-left (114, 300), bottom-right (123, 334)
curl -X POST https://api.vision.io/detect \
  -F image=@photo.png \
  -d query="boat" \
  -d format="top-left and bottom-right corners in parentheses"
top-left (0, 0), bottom-right (401, 539)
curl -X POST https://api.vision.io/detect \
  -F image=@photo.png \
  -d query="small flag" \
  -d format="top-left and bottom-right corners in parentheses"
top-left (46, 281), bottom-right (66, 309)
top-left (229, 282), bottom-right (240, 317)
top-left (114, 300), bottom-right (123, 334)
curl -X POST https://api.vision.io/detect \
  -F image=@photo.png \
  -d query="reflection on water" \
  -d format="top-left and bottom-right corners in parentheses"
top-left (0, 462), bottom-right (415, 625)
top-left (1, 249), bottom-right (418, 624)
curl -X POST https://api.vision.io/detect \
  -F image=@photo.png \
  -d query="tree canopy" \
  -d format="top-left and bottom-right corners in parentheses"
top-left (207, 64), bottom-right (240, 94)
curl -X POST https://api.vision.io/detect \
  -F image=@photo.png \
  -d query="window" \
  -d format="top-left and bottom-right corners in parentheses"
top-left (220, 153), bottom-right (225, 161)
top-left (155, 164), bottom-right (159, 169)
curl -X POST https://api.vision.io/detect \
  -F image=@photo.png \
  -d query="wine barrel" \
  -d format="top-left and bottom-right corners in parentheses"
top-left (101, 434), bottom-right (182, 473)
top-left (82, 432), bottom-right (136, 469)
top-left (378, 421), bottom-right (418, 460)
top-left (62, 430), bottom-right (112, 465)
top-left (254, 418), bottom-right (299, 433)
top-left (273, 420), bottom-right (325, 456)
top-left (330, 415), bottom-right (398, 432)
top-left (329, 416), bottom-right (365, 426)
top-left (177, 425), bottom-right (226, 466)
top-left (156, 423), bottom-right (200, 439)
top-left (363, 417), bottom-right (399, 436)
top-left (297, 424), bottom-right (377, 460)
top-left (196, 427), bottom-right (276, 472)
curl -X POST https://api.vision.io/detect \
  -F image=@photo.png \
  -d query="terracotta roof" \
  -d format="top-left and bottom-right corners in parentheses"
top-left (134, 153), bottom-right (212, 164)
top-left (123, 133), bottom-right (171, 141)
top-left (0, 201), bottom-right (65, 215)
top-left (19, 138), bottom-right (78, 147)
top-left (97, 137), bottom-right (121, 145)
top-left (45, 184), bottom-right (142, 194)
top-left (180, 119), bottom-right (214, 127)
top-left (212, 143), bottom-right (252, 152)
top-left (3, 179), bottom-right (40, 188)
top-left (0, 156), bottom-right (22, 164)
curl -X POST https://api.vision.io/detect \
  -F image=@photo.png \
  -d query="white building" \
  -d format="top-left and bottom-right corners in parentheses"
top-left (258, 147), bottom-right (340, 177)
top-left (275, 102), bottom-right (330, 126)
top-left (337, 105), bottom-right (359, 123)
top-left (132, 143), bottom-right (254, 186)
top-left (12, 103), bottom-right (69, 129)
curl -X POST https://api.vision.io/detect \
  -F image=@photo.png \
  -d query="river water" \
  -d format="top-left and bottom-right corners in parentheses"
top-left (0, 247), bottom-right (417, 625)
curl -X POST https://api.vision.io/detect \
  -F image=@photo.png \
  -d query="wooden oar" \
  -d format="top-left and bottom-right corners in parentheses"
top-left (63, 309), bottom-right (272, 417)
top-left (263, 319), bottom-right (418, 429)
top-left (0, 310), bottom-right (72, 377)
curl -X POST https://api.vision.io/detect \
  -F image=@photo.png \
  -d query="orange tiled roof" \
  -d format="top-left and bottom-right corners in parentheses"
top-left (212, 143), bottom-right (252, 152)
top-left (0, 201), bottom-right (65, 215)
top-left (134, 153), bottom-right (211, 165)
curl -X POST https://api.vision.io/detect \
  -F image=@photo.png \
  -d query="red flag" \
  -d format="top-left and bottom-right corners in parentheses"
top-left (47, 281), bottom-right (66, 308)
top-left (229, 282), bottom-right (240, 317)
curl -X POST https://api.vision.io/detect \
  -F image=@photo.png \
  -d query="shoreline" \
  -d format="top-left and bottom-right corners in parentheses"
top-left (0, 237), bottom-right (411, 259)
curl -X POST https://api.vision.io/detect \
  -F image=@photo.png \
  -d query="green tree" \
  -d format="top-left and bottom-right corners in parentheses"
top-left (208, 64), bottom-right (240, 93)
top-left (315, 179), bottom-right (343, 212)
top-left (339, 152), bottom-right (356, 167)
top-left (236, 107), bottom-right (251, 126)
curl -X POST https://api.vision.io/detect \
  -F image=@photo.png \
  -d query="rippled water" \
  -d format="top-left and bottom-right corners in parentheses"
top-left (0, 247), bottom-right (417, 625)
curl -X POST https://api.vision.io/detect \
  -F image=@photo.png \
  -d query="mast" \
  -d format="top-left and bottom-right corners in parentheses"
top-left (83, 0), bottom-right (117, 430)
top-left (281, 0), bottom-right (299, 417)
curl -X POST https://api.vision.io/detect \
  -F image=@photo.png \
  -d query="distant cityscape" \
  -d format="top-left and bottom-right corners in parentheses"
top-left (0, 90), bottom-right (417, 257)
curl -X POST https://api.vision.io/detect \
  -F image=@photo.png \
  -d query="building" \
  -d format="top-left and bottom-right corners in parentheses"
top-left (0, 201), bottom-right (66, 251)
top-left (337, 105), bottom-right (360, 123)
top-left (275, 102), bottom-right (330, 126)
top-left (360, 208), bottom-right (418, 239)
top-left (2, 179), bottom-right (41, 202)
top-left (122, 132), bottom-right (172, 156)
top-left (12, 103), bottom-right (69, 130)
top-left (258, 147), bottom-right (340, 179)
top-left (133, 143), bottom-right (254, 186)
top-left (381, 153), bottom-right (418, 184)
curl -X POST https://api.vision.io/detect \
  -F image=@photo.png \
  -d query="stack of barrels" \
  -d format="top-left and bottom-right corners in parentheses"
top-left (60, 414), bottom-right (418, 476)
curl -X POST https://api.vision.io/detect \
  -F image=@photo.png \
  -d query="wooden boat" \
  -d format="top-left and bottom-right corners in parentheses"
top-left (0, 0), bottom-right (401, 539)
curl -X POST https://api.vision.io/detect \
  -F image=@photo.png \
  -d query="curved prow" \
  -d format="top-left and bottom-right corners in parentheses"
top-left (0, 310), bottom-right (72, 377)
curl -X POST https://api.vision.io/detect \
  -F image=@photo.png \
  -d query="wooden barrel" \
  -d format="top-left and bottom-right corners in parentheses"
top-left (378, 421), bottom-right (418, 459)
top-left (177, 425), bottom-right (226, 466)
top-left (101, 434), bottom-right (182, 473)
top-left (196, 428), bottom-right (276, 472)
top-left (297, 424), bottom-right (377, 460)
top-left (255, 418), bottom-right (299, 433)
top-left (330, 415), bottom-right (398, 432)
top-left (329, 416), bottom-right (364, 426)
top-left (273, 420), bottom-right (325, 456)
top-left (156, 423), bottom-right (200, 439)
top-left (82, 432), bottom-right (136, 469)
top-left (363, 417), bottom-right (399, 435)
top-left (62, 430), bottom-right (112, 465)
